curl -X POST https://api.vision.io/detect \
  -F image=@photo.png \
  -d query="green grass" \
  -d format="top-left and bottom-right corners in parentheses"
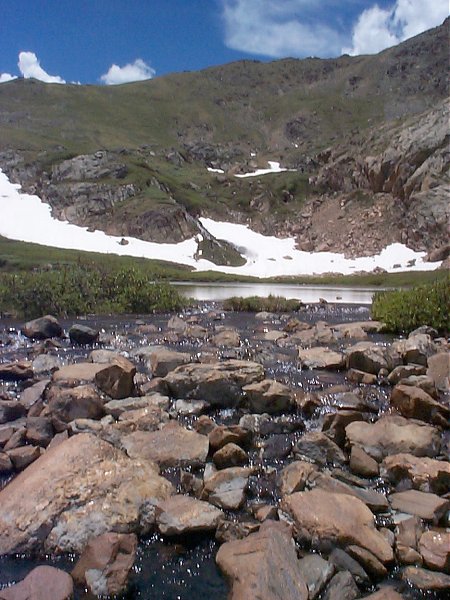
top-left (372, 277), bottom-right (450, 333)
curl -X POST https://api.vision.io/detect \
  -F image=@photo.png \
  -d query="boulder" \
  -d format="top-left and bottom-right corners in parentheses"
top-left (403, 333), bottom-right (436, 366)
top-left (44, 384), bottom-right (105, 424)
top-left (26, 416), bottom-right (53, 447)
top-left (350, 445), bottom-right (379, 477)
top-left (345, 416), bottom-right (441, 461)
top-left (0, 400), bottom-right (27, 424)
top-left (390, 384), bottom-right (449, 425)
top-left (0, 565), bottom-right (73, 600)
top-left (388, 364), bottom-right (427, 385)
top-left (72, 532), bottom-right (137, 596)
top-left (322, 571), bottom-right (359, 600)
top-left (328, 548), bottom-right (369, 584)
top-left (243, 379), bottom-right (293, 413)
top-left (213, 443), bottom-right (248, 469)
top-left (282, 489), bottom-right (394, 564)
top-left (7, 445), bottom-right (41, 470)
top-left (147, 347), bottom-right (191, 377)
top-left (402, 566), bottom-right (450, 590)
top-left (345, 342), bottom-right (390, 374)
top-left (308, 472), bottom-right (388, 512)
top-left (278, 461), bottom-right (318, 496)
top-left (0, 452), bottom-right (13, 473)
top-left (211, 329), bottom-right (241, 347)
top-left (363, 589), bottom-right (404, 600)
top-left (163, 360), bottom-right (264, 407)
top-left (381, 453), bottom-right (450, 494)
top-left (202, 466), bottom-right (252, 510)
top-left (418, 529), bottom-right (450, 572)
top-left (216, 521), bottom-right (308, 600)
top-left (0, 433), bottom-right (172, 554)
top-left (94, 356), bottom-right (136, 399)
top-left (427, 352), bottom-right (450, 393)
top-left (19, 380), bottom-right (49, 410)
top-left (208, 425), bottom-right (252, 451)
top-left (22, 315), bottom-right (63, 340)
top-left (293, 432), bottom-right (346, 466)
top-left (32, 354), bottom-right (62, 374)
top-left (122, 421), bottom-right (209, 468)
top-left (395, 516), bottom-right (423, 566)
top-left (104, 394), bottom-right (170, 419)
top-left (0, 361), bottom-right (34, 381)
top-left (68, 324), bottom-right (99, 345)
top-left (297, 347), bottom-right (345, 370)
top-left (389, 490), bottom-right (449, 523)
top-left (52, 362), bottom-right (104, 383)
top-left (297, 554), bottom-right (335, 599)
top-left (156, 495), bottom-right (223, 535)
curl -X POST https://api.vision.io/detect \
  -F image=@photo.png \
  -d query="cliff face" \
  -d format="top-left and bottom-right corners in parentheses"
top-left (0, 19), bottom-right (448, 260)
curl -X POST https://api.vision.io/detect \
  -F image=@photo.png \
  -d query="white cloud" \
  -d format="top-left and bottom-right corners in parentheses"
top-left (0, 73), bottom-right (17, 83)
top-left (100, 59), bottom-right (155, 85)
top-left (221, 0), bottom-right (448, 59)
top-left (222, 0), bottom-right (345, 58)
top-left (18, 51), bottom-right (65, 83)
top-left (343, 0), bottom-right (449, 55)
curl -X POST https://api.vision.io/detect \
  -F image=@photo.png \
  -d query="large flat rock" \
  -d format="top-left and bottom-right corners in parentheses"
top-left (282, 489), bottom-right (393, 565)
top-left (156, 495), bottom-right (223, 535)
top-left (216, 521), bottom-right (308, 600)
top-left (0, 433), bottom-right (172, 555)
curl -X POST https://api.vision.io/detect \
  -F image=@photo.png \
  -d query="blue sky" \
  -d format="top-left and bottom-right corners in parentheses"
top-left (0, 1), bottom-right (448, 85)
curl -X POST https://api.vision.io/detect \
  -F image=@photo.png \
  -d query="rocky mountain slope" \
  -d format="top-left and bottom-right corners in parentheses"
top-left (0, 18), bottom-right (448, 265)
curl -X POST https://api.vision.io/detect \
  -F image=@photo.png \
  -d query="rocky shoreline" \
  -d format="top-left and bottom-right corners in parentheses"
top-left (0, 303), bottom-right (449, 599)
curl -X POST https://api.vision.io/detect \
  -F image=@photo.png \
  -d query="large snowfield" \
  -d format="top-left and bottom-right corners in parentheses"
top-left (0, 168), bottom-right (441, 277)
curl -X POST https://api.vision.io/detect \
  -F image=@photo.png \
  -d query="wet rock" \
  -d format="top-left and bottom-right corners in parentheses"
top-left (118, 405), bottom-right (169, 431)
top-left (167, 315), bottom-right (187, 333)
top-left (400, 374), bottom-right (439, 398)
top-left (90, 349), bottom-right (124, 364)
top-left (7, 445), bottom-right (42, 470)
top-left (403, 333), bottom-right (436, 366)
top-left (381, 453), bottom-right (450, 494)
top-left (22, 315), bottom-right (63, 340)
top-left (216, 521), bottom-right (308, 600)
top-left (388, 364), bottom-right (427, 385)
top-left (26, 416), bottom-right (53, 447)
top-left (45, 384), bottom-right (105, 424)
top-left (282, 489), bottom-right (394, 564)
top-left (395, 516), bottom-right (423, 566)
top-left (329, 548), bottom-right (369, 584)
top-left (156, 495), bottom-right (223, 535)
top-left (278, 461), bottom-right (318, 496)
top-left (322, 570), bottom-right (359, 600)
top-left (350, 445), bottom-right (379, 477)
top-left (427, 352), bottom-right (450, 393)
top-left (3, 427), bottom-right (26, 451)
top-left (390, 384), bottom-right (449, 425)
top-left (212, 329), bottom-right (241, 347)
top-left (363, 589), bottom-right (404, 600)
top-left (345, 415), bottom-right (441, 461)
top-left (253, 504), bottom-right (278, 522)
top-left (194, 415), bottom-right (216, 435)
top-left (213, 443), bottom-right (248, 468)
top-left (94, 356), bottom-right (136, 399)
top-left (122, 421), bottom-right (209, 468)
top-left (293, 431), bottom-right (346, 466)
top-left (0, 433), bottom-right (172, 554)
top-left (68, 323), bottom-right (99, 345)
top-left (345, 342), bottom-right (395, 374)
top-left (0, 452), bottom-right (13, 473)
top-left (0, 400), bottom-right (27, 424)
top-left (147, 347), bottom-right (191, 377)
top-left (322, 410), bottom-right (365, 447)
top-left (243, 379), bottom-right (293, 414)
top-left (105, 394), bottom-right (170, 418)
top-left (346, 544), bottom-right (388, 578)
top-left (32, 354), bottom-right (62, 374)
top-left (297, 347), bottom-right (345, 370)
top-left (202, 466), bottom-right (252, 510)
top-left (297, 553), bottom-right (335, 599)
top-left (52, 362), bottom-right (104, 383)
top-left (0, 565), bottom-right (73, 600)
top-left (347, 369), bottom-right (378, 384)
top-left (215, 519), bottom-right (260, 543)
top-left (402, 565), bottom-right (450, 590)
top-left (0, 361), bottom-right (34, 381)
top-left (308, 472), bottom-right (388, 512)
top-left (263, 434), bottom-right (293, 459)
top-left (171, 399), bottom-right (207, 416)
top-left (389, 490), bottom-right (449, 523)
top-left (332, 322), bottom-right (368, 340)
top-left (72, 532), bottom-right (137, 596)
top-left (163, 360), bottom-right (264, 407)
top-left (19, 380), bottom-right (49, 410)
top-left (418, 529), bottom-right (450, 572)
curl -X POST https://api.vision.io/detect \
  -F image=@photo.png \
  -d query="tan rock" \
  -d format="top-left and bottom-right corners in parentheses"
top-left (278, 461), bottom-right (318, 496)
top-left (0, 565), bottom-right (73, 600)
top-left (122, 421), bottom-right (209, 468)
top-left (390, 384), bottom-right (449, 425)
top-left (419, 529), bottom-right (450, 572)
top-left (213, 443), bottom-right (248, 469)
top-left (202, 467), bottom-right (252, 510)
top-left (381, 453), bottom-right (450, 494)
top-left (52, 362), bottom-right (104, 383)
top-left (402, 565), bottom-right (450, 590)
top-left (72, 532), bottom-right (137, 596)
top-left (44, 384), bottom-right (105, 424)
top-left (94, 356), bottom-right (136, 399)
top-left (297, 347), bottom-right (345, 370)
top-left (0, 361), bottom-right (34, 381)
top-left (7, 445), bottom-right (41, 470)
top-left (208, 425), bottom-right (251, 451)
top-left (243, 379), bottom-right (293, 413)
top-left (0, 433), bottom-right (172, 555)
top-left (156, 495), bottom-right (223, 535)
top-left (148, 347), bottom-right (191, 377)
top-left (216, 521), bottom-right (308, 600)
top-left (389, 490), bottom-right (449, 523)
top-left (282, 489), bottom-right (394, 564)
top-left (350, 445), bottom-right (379, 477)
top-left (427, 352), bottom-right (450, 393)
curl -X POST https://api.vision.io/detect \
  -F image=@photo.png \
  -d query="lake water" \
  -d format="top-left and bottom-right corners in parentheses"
top-left (173, 282), bottom-right (380, 304)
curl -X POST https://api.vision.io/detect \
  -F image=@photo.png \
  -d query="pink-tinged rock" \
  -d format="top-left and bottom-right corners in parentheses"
top-left (390, 384), bottom-right (449, 426)
top-left (72, 532), bottom-right (137, 596)
top-left (0, 565), bottom-right (73, 600)
top-left (381, 453), bottom-right (450, 494)
top-left (402, 566), bottom-right (450, 590)
top-left (389, 489), bottom-right (449, 523)
top-left (216, 521), bottom-right (308, 600)
top-left (156, 495), bottom-right (223, 535)
top-left (418, 529), bottom-right (450, 572)
top-left (94, 356), bottom-right (136, 399)
top-left (282, 489), bottom-right (393, 565)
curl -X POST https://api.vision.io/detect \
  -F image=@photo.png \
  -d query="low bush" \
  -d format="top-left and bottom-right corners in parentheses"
top-left (0, 265), bottom-right (187, 318)
top-left (371, 277), bottom-right (449, 334)
top-left (223, 295), bottom-right (303, 312)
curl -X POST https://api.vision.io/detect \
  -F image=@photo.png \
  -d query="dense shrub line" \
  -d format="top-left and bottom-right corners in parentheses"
top-left (0, 265), bottom-right (186, 318)
top-left (223, 295), bottom-right (303, 312)
top-left (372, 278), bottom-right (449, 334)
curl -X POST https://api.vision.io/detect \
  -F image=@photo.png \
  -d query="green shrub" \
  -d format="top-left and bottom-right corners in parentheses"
top-left (371, 277), bottom-right (450, 334)
top-left (223, 295), bottom-right (303, 312)
top-left (0, 265), bottom-right (186, 318)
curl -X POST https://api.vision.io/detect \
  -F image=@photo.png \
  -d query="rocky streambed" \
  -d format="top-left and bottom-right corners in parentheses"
top-left (0, 303), bottom-right (448, 599)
